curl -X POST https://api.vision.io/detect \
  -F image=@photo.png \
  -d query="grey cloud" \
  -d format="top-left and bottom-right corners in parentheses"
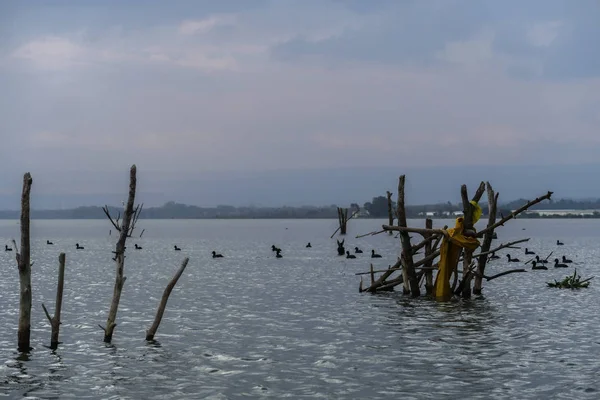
top-left (272, 0), bottom-right (600, 80)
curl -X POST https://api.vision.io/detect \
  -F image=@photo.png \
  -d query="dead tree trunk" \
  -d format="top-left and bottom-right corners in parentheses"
top-left (460, 182), bottom-right (485, 299)
top-left (16, 173), bottom-right (33, 352)
top-left (337, 207), bottom-right (349, 235)
top-left (42, 253), bottom-right (66, 350)
top-left (474, 183), bottom-right (497, 295)
top-left (386, 191), bottom-right (394, 235)
top-left (397, 175), bottom-right (419, 297)
top-left (100, 165), bottom-right (142, 343)
top-left (146, 258), bottom-right (190, 341)
top-left (424, 218), bottom-right (434, 295)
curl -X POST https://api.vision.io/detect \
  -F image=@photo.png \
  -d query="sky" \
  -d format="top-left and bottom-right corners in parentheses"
top-left (1, 0), bottom-right (599, 208)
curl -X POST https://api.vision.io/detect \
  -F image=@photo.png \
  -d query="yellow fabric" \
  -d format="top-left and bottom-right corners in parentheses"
top-left (470, 201), bottom-right (482, 224)
top-left (433, 217), bottom-right (480, 301)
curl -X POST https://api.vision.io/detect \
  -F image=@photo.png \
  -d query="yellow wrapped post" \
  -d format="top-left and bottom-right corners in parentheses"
top-left (433, 209), bottom-right (481, 301)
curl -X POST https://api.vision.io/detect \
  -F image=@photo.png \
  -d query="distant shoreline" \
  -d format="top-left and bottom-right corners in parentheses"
top-left (0, 215), bottom-right (598, 220)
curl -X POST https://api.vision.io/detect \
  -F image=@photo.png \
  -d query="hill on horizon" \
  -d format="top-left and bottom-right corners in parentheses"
top-left (0, 163), bottom-right (596, 211)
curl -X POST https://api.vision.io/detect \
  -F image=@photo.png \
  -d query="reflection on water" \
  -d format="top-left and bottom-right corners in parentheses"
top-left (0, 218), bottom-right (600, 398)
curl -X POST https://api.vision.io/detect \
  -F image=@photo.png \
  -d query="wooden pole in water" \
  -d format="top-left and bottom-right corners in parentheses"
top-left (42, 253), bottom-right (66, 349)
top-left (100, 165), bottom-right (139, 343)
top-left (16, 173), bottom-right (33, 352)
top-left (397, 175), bottom-right (419, 297)
top-left (146, 258), bottom-right (190, 341)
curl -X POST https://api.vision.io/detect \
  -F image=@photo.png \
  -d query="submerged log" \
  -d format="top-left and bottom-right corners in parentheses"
top-left (16, 173), bottom-right (33, 352)
top-left (146, 258), bottom-right (190, 341)
top-left (101, 165), bottom-right (138, 343)
top-left (42, 253), bottom-right (66, 349)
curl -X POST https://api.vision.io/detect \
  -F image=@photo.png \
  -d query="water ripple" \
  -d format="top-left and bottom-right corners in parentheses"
top-left (0, 219), bottom-right (599, 398)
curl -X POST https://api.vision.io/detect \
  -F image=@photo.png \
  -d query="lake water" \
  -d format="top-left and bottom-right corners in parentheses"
top-left (0, 218), bottom-right (599, 399)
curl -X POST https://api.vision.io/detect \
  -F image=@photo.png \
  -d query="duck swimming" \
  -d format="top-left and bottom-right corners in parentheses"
top-left (76, 243), bottom-right (84, 250)
top-left (371, 249), bottom-right (382, 258)
top-left (355, 247), bottom-right (363, 254)
top-left (557, 240), bottom-right (564, 246)
top-left (531, 261), bottom-right (548, 270)
top-left (525, 248), bottom-right (535, 255)
top-left (212, 251), bottom-right (223, 258)
top-left (271, 245), bottom-right (281, 252)
top-left (562, 255), bottom-right (573, 263)
top-left (346, 251), bottom-right (356, 259)
top-left (506, 254), bottom-right (520, 262)
top-left (134, 244), bottom-right (142, 250)
top-left (47, 240), bottom-right (53, 245)
top-left (554, 258), bottom-right (568, 268)
top-left (306, 242), bottom-right (312, 248)
top-left (535, 255), bottom-right (548, 264)
top-left (174, 245), bottom-right (181, 251)
top-left (5, 245), bottom-right (12, 252)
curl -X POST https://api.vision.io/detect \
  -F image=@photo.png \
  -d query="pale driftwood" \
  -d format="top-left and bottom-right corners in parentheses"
top-left (386, 191), bottom-right (394, 235)
top-left (477, 191), bottom-right (553, 237)
top-left (101, 165), bottom-right (138, 343)
top-left (397, 175), bottom-right (419, 296)
top-left (42, 253), bottom-right (66, 349)
top-left (16, 173), bottom-right (33, 352)
top-left (146, 257), bottom-right (190, 341)
top-left (424, 218), bottom-right (434, 295)
top-left (474, 183), bottom-right (497, 294)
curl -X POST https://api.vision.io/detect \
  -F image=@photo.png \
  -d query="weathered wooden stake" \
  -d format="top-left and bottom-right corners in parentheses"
top-left (386, 191), bottom-right (394, 235)
top-left (16, 173), bottom-right (33, 352)
top-left (146, 257), bottom-right (190, 341)
top-left (397, 175), bottom-right (419, 297)
top-left (101, 165), bottom-right (137, 343)
top-left (424, 218), bottom-right (434, 295)
top-left (42, 253), bottom-right (66, 350)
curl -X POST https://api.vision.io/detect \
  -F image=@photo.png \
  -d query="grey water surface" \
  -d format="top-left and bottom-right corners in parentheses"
top-left (0, 218), bottom-right (599, 399)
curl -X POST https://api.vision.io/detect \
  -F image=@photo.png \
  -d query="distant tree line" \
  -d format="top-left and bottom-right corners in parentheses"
top-left (0, 197), bottom-right (599, 220)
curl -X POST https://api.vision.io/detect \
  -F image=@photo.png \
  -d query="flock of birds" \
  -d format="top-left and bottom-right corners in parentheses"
top-left (4, 239), bottom-right (387, 262)
top-left (489, 239), bottom-right (573, 270)
top-left (3, 237), bottom-right (574, 268)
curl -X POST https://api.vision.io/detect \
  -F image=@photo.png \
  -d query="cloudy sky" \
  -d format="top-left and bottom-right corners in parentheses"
top-left (1, 0), bottom-right (599, 207)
